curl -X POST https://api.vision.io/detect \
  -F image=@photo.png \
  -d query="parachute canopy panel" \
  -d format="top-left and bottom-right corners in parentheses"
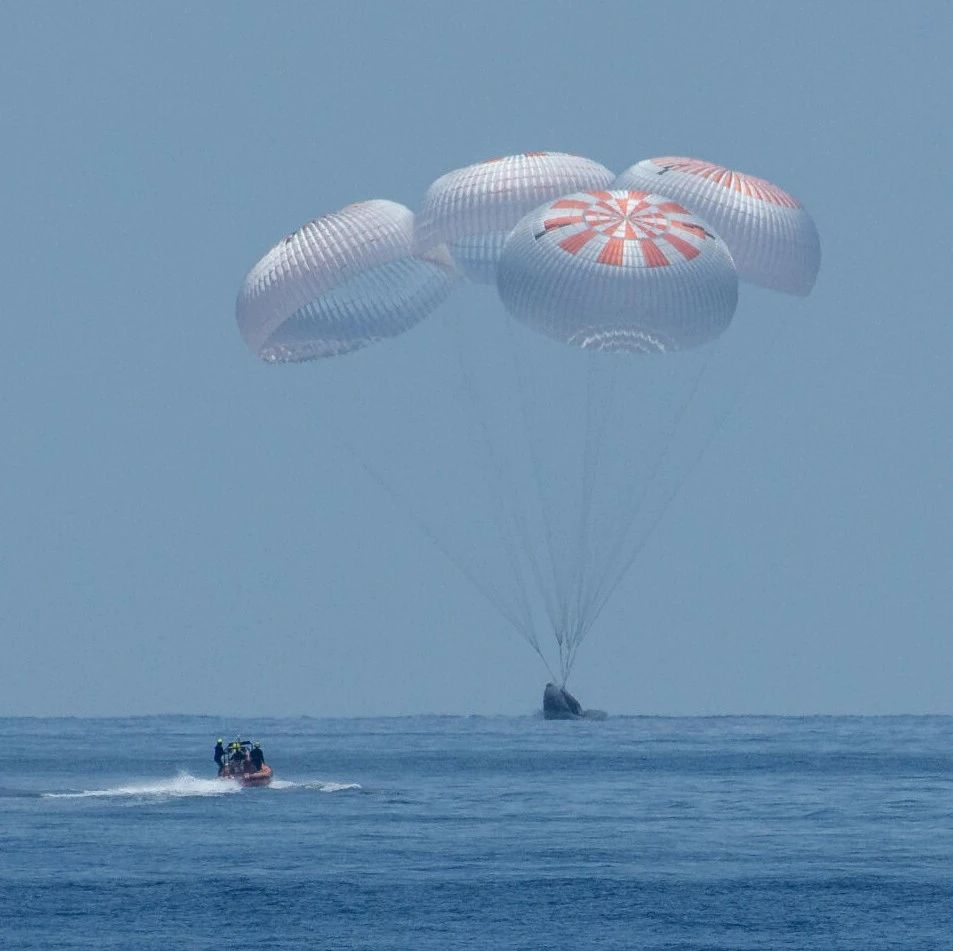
top-left (497, 190), bottom-right (738, 352)
top-left (415, 152), bottom-right (615, 284)
top-left (613, 157), bottom-right (820, 296)
top-left (236, 199), bottom-right (456, 363)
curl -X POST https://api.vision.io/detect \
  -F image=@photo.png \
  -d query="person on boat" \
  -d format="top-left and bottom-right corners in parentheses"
top-left (229, 742), bottom-right (245, 764)
top-left (213, 738), bottom-right (225, 767)
top-left (250, 742), bottom-right (265, 772)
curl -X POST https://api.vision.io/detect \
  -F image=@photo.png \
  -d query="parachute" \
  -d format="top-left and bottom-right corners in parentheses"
top-left (236, 199), bottom-right (456, 363)
top-left (498, 189), bottom-right (738, 352)
top-left (613, 157), bottom-right (821, 296)
top-left (415, 152), bottom-right (615, 284)
top-left (236, 153), bottom-right (818, 692)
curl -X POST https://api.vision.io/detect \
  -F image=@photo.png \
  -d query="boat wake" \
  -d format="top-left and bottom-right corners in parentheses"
top-left (269, 779), bottom-right (362, 793)
top-left (43, 773), bottom-right (361, 799)
top-left (43, 772), bottom-right (241, 800)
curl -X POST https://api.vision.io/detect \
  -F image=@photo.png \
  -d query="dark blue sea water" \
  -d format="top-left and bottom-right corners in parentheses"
top-left (2, 715), bottom-right (952, 949)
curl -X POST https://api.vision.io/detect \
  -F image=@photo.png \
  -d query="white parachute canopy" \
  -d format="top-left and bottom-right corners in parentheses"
top-left (613, 157), bottom-right (820, 296)
top-left (498, 189), bottom-right (738, 351)
top-left (415, 152), bottom-right (615, 284)
top-left (236, 199), bottom-right (456, 363)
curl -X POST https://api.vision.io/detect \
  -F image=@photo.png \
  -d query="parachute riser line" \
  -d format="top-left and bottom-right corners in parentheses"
top-left (297, 375), bottom-right (548, 668)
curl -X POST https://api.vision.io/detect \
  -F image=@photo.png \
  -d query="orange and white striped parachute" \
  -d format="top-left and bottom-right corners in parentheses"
top-left (613, 157), bottom-right (820, 296)
top-left (497, 189), bottom-right (738, 352)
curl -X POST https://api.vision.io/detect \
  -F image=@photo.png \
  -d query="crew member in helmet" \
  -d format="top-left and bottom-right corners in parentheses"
top-left (213, 738), bottom-right (225, 767)
top-left (229, 741), bottom-right (245, 764)
top-left (250, 742), bottom-right (266, 772)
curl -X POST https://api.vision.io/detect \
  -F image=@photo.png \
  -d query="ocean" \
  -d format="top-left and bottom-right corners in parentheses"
top-left (2, 714), bottom-right (951, 949)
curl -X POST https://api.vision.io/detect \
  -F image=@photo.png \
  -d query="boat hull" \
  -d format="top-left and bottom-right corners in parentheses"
top-left (217, 764), bottom-right (273, 787)
top-left (241, 765), bottom-right (273, 787)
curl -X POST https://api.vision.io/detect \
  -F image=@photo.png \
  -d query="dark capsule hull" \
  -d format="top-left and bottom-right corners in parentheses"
top-left (542, 683), bottom-right (608, 720)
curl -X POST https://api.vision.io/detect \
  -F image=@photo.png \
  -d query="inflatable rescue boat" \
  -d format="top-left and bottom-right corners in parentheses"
top-left (216, 739), bottom-right (273, 787)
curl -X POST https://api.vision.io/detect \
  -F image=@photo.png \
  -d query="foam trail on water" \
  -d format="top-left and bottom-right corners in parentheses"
top-left (317, 781), bottom-right (362, 792)
top-left (269, 779), bottom-right (362, 793)
top-left (43, 772), bottom-right (241, 800)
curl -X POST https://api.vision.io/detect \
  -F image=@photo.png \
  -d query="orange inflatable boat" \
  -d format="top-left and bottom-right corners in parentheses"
top-left (238, 764), bottom-right (273, 787)
top-left (216, 739), bottom-right (273, 787)
top-left (218, 760), bottom-right (273, 787)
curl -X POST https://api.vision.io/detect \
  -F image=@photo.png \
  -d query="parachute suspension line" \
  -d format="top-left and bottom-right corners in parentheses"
top-left (504, 316), bottom-right (570, 650)
top-left (577, 345), bottom-right (718, 634)
top-left (535, 642), bottom-right (559, 685)
top-left (566, 354), bottom-right (596, 658)
top-left (571, 352), bottom-right (682, 670)
top-left (576, 355), bottom-right (618, 649)
top-left (443, 312), bottom-right (552, 659)
top-left (543, 348), bottom-right (618, 686)
top-left (306, 381), bottom-right (542, 661)
top-left (562, 352), bottom-right (612, 683)
top-left (564, 636), bottom-right (582, 688)
top-left (339, 412), bottom-right (547, 664)
top-left (457, 320), bottom-right (562, 644)
top-left (587, 320), bottom-right (787, 633)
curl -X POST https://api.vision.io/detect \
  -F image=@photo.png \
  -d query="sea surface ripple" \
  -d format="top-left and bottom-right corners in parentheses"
top-left (2, 714), bottom-right (952, 949)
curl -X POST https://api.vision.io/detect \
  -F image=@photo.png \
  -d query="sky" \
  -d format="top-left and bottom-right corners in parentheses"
top-left (1, 1), bottom-right (951, 717)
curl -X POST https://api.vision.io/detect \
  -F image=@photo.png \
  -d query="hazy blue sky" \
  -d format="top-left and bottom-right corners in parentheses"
top-left (2, 2), bottom-right (951, 716)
